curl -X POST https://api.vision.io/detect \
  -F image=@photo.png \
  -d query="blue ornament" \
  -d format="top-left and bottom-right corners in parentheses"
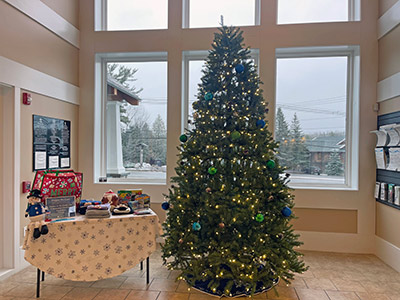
top-left (235, 64), bottom-right (244, 73)
top-left (192, 222), bottom-right (201, 231)
top-left (161, 201), bottom-right (170, 210)
top-left (256, 119), bottom-right (266, 128)
top-left (282, 207), bottom-right (292, 217)
top-left (204, 92), bottom-right (213, 101)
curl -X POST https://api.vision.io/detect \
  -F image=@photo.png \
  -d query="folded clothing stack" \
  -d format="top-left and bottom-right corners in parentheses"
top-left (85, 203), bottom-right (111, 219)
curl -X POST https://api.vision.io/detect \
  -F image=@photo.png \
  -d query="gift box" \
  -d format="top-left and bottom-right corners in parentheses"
top-left (118, 189), bottom-right (142, 204)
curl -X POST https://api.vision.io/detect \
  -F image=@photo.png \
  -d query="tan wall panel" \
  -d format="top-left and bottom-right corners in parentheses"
top-left (0, 1), bottom-right (79, 85)
top-left (19, 91), bottom-right (79, 243)
top-left (379, 25), bottom-right (400, 81)
top-left (380, 0), bottom-right (399, 15)
top-left (376, 202), bottom-right (400, 249)
top-left (292, 208), bottom-right (357, 233)
top-left (379, 96), bottom-right (400, 115)
top-left (40, 0), bottom-right (79, 29)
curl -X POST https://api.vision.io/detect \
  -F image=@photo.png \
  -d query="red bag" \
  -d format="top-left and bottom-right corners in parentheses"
top-left (32, 169), bottom-right (83, 200)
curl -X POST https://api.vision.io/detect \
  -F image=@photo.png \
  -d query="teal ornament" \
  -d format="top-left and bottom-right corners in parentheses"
top-left (179, 134), bottom-right (188, 143)
top-left (235, 64), bottom-right (244, 73)
top-left (204, 92), bottom-right (213, 101)
top-left (208, 167), bottom-right (217, 175)
top-left (282, 207), bottom-right (292, 217)
top-left (192, 222), bottom-right (201, 231)
top-left (256, 213), bottom-right (264, 222)
top-left (161, 201), bottom-right (170, 210)
top-left (256, 119), bottom-right (266, 128)
top-left (231, 131), bottom-right (241, 140)
top-left (266, 160), bottom-right (276, 169)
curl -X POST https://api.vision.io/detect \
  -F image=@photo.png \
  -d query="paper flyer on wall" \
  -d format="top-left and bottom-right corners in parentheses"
top-left (395, 186), bottom-right (400, 206)
top-left (375, 148), bottom-right (386, 169)
top-left (381, 124), bottom-right (400, 146)
top-left (374, 182), bottom-right (380, 199)
top-left (387, 147), bottom-right (400, 171)
top-left (370, 130), bottom-right (388, 147)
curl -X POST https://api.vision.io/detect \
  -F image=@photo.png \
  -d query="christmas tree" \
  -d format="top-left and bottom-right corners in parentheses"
top-left (161, 25), bottom-right (307, 297)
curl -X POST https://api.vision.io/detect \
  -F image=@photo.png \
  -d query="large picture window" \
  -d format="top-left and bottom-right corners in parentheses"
top-left (97, 0), bottom-right (168, 31)
top-left (95, 53), bottom-right (168, 184)
top-left (277, 0), bottom-right (360, 25)
top-left (275, 46), bottom-right (359, 189)
top-left (183, 0), bottom-right (260, 28)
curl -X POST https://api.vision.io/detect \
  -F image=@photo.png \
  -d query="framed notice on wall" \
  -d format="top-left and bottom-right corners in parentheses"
top-left (33, 115), bottom-right (71, 171)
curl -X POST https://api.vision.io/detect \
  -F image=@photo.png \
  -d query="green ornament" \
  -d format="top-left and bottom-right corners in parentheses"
top-left (256, 213), bottom-right (264, 222)
top-left (266, 160), bottom-right (276, 169)
top-left (204, 92), bottom-right (213, 101)
top-left (231, 131), bottom-right (241, 141)
top-left (208, 167), bottom-right (217, 175)
top-left (179, 134), bottom-right (188, 143)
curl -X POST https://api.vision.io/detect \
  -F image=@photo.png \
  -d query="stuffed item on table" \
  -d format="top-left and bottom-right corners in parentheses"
top-left (25, 189), bottom-right (49, 239)
top-left (101, 190), bottom-right (119, 212)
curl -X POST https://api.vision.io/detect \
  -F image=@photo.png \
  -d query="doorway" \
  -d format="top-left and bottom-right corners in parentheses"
top-left (0, 83), bottom-right (13, 272)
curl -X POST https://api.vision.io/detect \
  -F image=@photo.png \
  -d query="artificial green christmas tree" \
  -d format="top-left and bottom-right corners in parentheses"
top-left (161, 25), bottom-right (307, 297)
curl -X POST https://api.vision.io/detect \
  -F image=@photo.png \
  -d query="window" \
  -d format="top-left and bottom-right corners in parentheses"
top-left (182, 50), bottom-right (259, 131)
top-left (96, 0), bottom-right (168, 31)
top-left (275, 46), bottom-right (359, 189)
top-left (95, 52), bottom-right (168, 184)
top-left (183, 0), bottom-right (260, 28)
top-left (277, 0), bottom-right (360, 25)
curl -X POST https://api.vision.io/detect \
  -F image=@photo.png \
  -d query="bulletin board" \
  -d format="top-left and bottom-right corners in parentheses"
top-left (32, 115), bottom-right (71, 171)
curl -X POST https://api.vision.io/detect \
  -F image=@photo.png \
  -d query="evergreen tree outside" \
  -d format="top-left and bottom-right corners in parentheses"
top-left (288, 114), bottom-right (310, 172)
top-left (162, 25), bottom-right (307, 297)
top-left (325, 151), bottom-right (344, 176)
top-left (150, 114), bottom-right (167, 165)
top-left (275, 107), bottom-right (291, 168)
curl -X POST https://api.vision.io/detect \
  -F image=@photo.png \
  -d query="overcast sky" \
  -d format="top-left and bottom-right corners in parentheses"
top-left (109, 0), bottom-right (349, 135)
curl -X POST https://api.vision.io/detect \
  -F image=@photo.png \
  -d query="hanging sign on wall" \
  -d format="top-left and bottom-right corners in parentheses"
top-left (33, 115), bottom-right (71, 171)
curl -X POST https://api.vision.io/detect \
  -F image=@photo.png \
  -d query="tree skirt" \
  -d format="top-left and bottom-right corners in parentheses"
top-left (187, 277), bottom-right (280, 298)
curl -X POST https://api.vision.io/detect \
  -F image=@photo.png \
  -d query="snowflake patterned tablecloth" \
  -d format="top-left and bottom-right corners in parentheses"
top-left (23, 211), bottom-right (162, 281)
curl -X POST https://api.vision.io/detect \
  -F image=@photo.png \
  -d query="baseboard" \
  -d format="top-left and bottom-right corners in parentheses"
top-left (296, 231), bottom-right (374, 253)
top-left (375, 236), bottom-right (400, 273)
top-left (0, 247), bottom-right (29, 281)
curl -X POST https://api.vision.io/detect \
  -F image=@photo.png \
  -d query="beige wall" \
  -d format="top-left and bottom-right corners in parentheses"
top-left (19, 91), bottom-right (79, 242)
top-left (40, 0), bottom-right (79, 29)
top-left (376, 202), bottom-right (400, 248)
top-left (0, 86), bottom-right (3, 268)
top-left (0, 1), bottom-right (79, 85)
top-left (375, 0), bottom-right (400, 249)
top-left (79, 0), bottom-right (378, 252)
top-left (380, 0), bottom-right (399, 14)
top-left (378, 26), bottom-right (400, 81)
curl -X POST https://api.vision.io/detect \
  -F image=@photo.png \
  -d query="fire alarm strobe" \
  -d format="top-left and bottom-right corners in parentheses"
top-left (22, 93), bottom-right (32, 105)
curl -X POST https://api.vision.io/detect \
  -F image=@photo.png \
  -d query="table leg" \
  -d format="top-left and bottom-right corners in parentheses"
top-left (36, 268), bottom-right (41, 298)
top-left (140, 261), bottom-right (143, 270)
top-left (42, 271), bottom-right (45, 282)
top-left (146, 257), bottom-right (150, 285)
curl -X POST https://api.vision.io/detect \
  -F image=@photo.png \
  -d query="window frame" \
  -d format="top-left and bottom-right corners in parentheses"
top-left (94, 52), bottom-right (168, 185)
top-left (275, 45), bottom-right (360, 190)
top-left (182, 0), bottom-right (261, 29)
top-left (276, 0), bottom-right (361, 25)
top-left (181, 49), bottom-right (260, 132)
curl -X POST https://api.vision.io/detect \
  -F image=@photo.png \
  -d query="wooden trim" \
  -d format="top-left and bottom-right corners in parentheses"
top-left (0, 56), bottom-right (79, 105)
top-left (3, 0), bottom-right (80, 48)
top-left (378, 0), bottom-right (400, 39)
top-left (377, 72), bottom-right (400, 103)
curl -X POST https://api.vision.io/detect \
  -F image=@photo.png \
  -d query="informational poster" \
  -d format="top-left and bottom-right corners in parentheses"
top-left (46, 196), bottom-right (76, 219)
top-left (33, 115), bottom-right (71, 171)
